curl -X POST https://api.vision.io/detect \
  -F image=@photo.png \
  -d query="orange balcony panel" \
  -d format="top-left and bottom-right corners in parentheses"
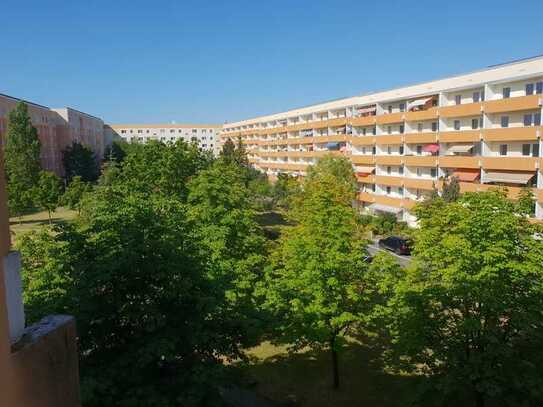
top-left (375, 155), bottom-right (403, 165)
top-left (358, 191), bottom-right (375, 203)
top-left (351, 155), bottom-right (375, 165)
top-left (481, 157), bottom-right (538, 171)
top-left (482, 126), bottom-right (540, 142)
top-left (403, 156), bottom-right (438, 167)
top-left (439, 103), bottom-right (483, 118)
top-left (375, 135), bottom-right (403, 145)
top-left (294, 137), bottom-right (315, 145)
top-left (404, 107), bottom-right (439, 122)
top-left (535, 189), bottom-right (543, 203)
top-left (403, 177), bottom-right (436, 190)
top-left (439, 156), bottom-right (480, 169)
top-left (356, 174), bottom-right (375, 184)
top-left (440, 130), bottom-right (481, 143)
top-left (350, 136), bottom-right (376, 145)
top-left (402, 198), bottom-right (418, 210)
top-left (475, 183), bottom-right (525, 200)
top-left (311, 120), bottom-right (329, 130)
top-left (483, 95), bottom-right (542, 114)
top-left (404, 132), bottom-right (438, 144)
top-left (314, 135), bottom-right (348, 143)
top-left (373, 194), bottom-right (403, 208)
top-left (374, 175), bottom-right (404, 187)
top-left (350, 116), bottom-right (376, 127)
top-left (327, 117), bottom-right (348, 127)
top-left (376, 112), bottom-right (404, 125)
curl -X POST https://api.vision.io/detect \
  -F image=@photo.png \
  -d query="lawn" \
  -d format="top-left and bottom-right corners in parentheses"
top-left (9, 207), bottom-right (77, 241)
top-left (233, 339), bottom-right (424, 407)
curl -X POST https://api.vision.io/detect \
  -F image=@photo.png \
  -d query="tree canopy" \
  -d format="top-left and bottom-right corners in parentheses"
top-left (62, 141), bottom-right (99, 182)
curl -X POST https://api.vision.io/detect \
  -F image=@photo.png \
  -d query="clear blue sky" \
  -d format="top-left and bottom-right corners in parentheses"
top-left (2, 0), bottom-right (542, 124)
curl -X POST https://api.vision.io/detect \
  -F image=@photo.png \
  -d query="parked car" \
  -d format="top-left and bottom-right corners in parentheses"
top-left (378, 236), bottom-right (411, 255)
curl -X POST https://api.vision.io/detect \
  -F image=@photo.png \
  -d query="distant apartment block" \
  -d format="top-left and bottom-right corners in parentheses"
top-left (0, 93), bottom-right (104, 177)
top-left (221, 56), bottom-right (543, 224)
top-left (106, 124), bottom-right (222, 155)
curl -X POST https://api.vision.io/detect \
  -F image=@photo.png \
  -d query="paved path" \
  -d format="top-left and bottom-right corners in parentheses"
top-left (367, 242), bottom-right (412, 267)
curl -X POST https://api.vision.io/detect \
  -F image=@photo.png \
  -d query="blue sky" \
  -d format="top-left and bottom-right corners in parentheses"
top-left (2, 0), bottom-right (542, 124)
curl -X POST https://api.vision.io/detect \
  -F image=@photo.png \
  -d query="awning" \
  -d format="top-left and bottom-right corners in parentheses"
top-left (422, 143), bottom-right (440, 153)
top-left (357, 106), bottom-right (377, 114)
top-left (326, 142), bottom-right (340, 150)
top-left (484, 171), bottom-right (535, 185)
top-left (452, 169), bottom-right (480, 182)
top-left (369, 203), bottom-right (403, 214)
top-left (448, 144), bottom-right (474, 154)
top-left (407, 97), bottom-right (433, 111)
top-left (356, 166), bottom-right (375, 174)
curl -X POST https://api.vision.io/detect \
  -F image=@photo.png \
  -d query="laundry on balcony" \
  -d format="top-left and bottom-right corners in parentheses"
top-left (326, 142), bottom-right (340, 150)
top-left (335, 127), bottom-right (347, 135)
top-left (422, 143), bottom-right (440, 154)
top-left (447, 144), bottom-right (474, 154)
top-left (484, 171), bottom-right (535, 185)
top-left (356, 106), bottom-right (377, 116)
top-left (407, 96), bottom-right (435, 111)
top-left (369, 203), bottom-right (403, 214)
top-left (356, 166), bottom-right (375, 177)
top-left (451, 169), bottom-right (480, 182)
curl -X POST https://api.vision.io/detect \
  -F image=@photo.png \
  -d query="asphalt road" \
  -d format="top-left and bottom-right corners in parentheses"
top-left (367, 242), bottom-right (412, 267)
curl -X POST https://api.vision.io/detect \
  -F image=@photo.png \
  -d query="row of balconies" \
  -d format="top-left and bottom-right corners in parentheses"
top-left (223, 94), bottom-right (542, 137)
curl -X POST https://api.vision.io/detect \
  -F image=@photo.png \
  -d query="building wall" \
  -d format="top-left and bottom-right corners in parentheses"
top-left (220, 56), bottom-right (543, 224)
top-left (109, 124), bottom-right (222, 156)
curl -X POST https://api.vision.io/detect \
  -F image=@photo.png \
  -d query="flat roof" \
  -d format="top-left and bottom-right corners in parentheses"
top-left (0, 92), bottom-right (50, 110)
top-left (110, 123), bottom-right (222, 129)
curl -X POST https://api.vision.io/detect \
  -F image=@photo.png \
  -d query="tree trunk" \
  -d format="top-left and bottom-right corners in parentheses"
top-left (330, 338), bottom-right (339, 389)
top-left (474, 390), bottom-right (484, 407)
top-left (48, 210), bottom-right (52, 225)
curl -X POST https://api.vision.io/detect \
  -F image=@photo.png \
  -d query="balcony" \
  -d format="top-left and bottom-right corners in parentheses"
top-left (376, 112), bottom-right (404, 125)
top-left (375, 155), bottom-right (403, 165)
top-left (403, 177), bottom-right (437, 190)
top-left (403, 155), bottom-right (438, 167)
top-left (482, 126), bottom-right (540, 142)
top-left (358, 191), bottom-right (375, 203)
top-left (350, 136), bottom-right (376, 145)
top-left (483, 94), bottom-right (542, 114)
top-left (439, 130), bottom-right (481, 143)
top-left (374, 175), bottom-right (404, 187)
top-left (404, 132), bottom-right (438, 144)
top-left (438, 156), bottom-right (480, 169)
top-left (351, 155), bottom-right (375, 165)
top-left (439, 102), bottom-right (483, 118)
top-left (373, 194), bottom-right (404, 208)
top-left (481, 157), bottom-right (539, 171)
top-left (356, 174), bottom-right (375, 184)
top-left (313, 134), bottom-right (349, 143)
top-left (350, 116), bottom-right (376, 127)
top-left (404, 107), bottom-right (439, 122)
top-left (375, 135), bottom-right (403, 145)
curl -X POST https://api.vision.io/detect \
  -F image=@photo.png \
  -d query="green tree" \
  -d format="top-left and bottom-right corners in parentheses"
top-left (62, 141), bottom-right (99, 182)
top-left (383, 191), bottom-right (543, 406)
top-left (442, 175), bottom-right (461, 203)
top-left (262, 156), bottom-right (371, 389)
top-left (273, 173), bottom-right (301, 209)
top-left (4, 101), bottom-right (42, 217)
top-left (62, 176), bottom-right (91, 214)
top-left (34, 171), bottom-right (62, 224)
top-left (515, 186), bottom-right (535, 216)
top-left (220, 137), bottom-right (249, 168)
top-left (103, 140), bottom-right (127, 163)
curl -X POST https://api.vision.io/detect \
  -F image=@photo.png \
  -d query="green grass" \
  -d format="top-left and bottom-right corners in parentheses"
top-left (9, 207), bottom-right (77, 240)
top-left (234, 339), bottom-right (424, 407)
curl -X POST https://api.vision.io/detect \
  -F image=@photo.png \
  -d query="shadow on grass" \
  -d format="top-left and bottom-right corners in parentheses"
top-left (9, 217), bottom-right (66, 227)
top-left (232, 340), bottom-right (427, 407)
top-left (256, 210), bottom-right (292, 240)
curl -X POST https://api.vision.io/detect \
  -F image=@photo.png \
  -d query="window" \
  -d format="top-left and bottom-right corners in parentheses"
top-left (416, 168), bottom-right (422, 176)
top-left (387, 166), bottom-right (392, 175)
top-left (454, 120), bottom-right (461, 131)
top-left (537, 81), bottom-right (543, 94)
top-left (388, 105), bottom-right (393, 114)
top-left (387, 146), bottom-right (392, 154)
top-left (399, 165), bottom-right (404, 175)
top-left (178, 129), bottom-right (182, 133)
top-left (137, 130), bottom-right (143, 134)
top-left (526, 83), bottom-right (535, 95)
top-left (387, 126), bottom-right (392, 135)
top-left (533, 143), bottom-right (540, 157)
top-left (398, 187), bottom-right (404, 195)
top-left (499, 144), bottom-right (508, 156)
top-left (535, 113), bottom-right (542, 125)
top-left (431, 122), bottom-right (438, 132)
top-left (399, 145), bottom-right (404, 155)
top-left (500, 116), bottom-right (509, 128)
top-left (522, 144), bottom-right (531, 156)
top-left (524, 114), bottom-right (533, 126)
top-left (417, 123), bottom-right (423, 132)
top-left (503, 87), bottom-right (511, 98)
top-left (430, 168), bottom-right (437, 178)
top-left (473, 91), bottom-right (480, 103)
top-left (399, 103), bottom-right (405, 112)
top-left (455, 95), bottom-right (462, 105)
top-left (170, 129), bottom-right (175, 133)
top-left (372, 126), bottom-right (377, 135)
top-left (192, 129), bottom-right (197, 133)
top-left (471, 118), bottom-right (479, 129)
top-left (362, 128), bottom-right (367, 136)
top-left (362, 147), bottom-right (366, 154)
top-left (399, 124), bottom-right (405, 134)
top-left (121, 130), bottom-right (126, 134)
top-left (416, 145), bottom-right (423, 155)
top-left (372, 146), bottom-right (376, 155)
top-left (386, 186), bottom-right (391, 194)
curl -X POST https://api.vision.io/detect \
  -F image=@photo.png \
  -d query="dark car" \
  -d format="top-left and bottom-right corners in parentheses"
top-left (378, 236), bottom-right (411, 255)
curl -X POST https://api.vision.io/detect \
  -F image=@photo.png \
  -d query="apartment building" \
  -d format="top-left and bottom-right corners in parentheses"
top-left (0, 93), bottom-right (105, 177)
top-left (107, 124), bottom-right (222, 156)
top-left (221, 56), bottom-right (543, 224)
